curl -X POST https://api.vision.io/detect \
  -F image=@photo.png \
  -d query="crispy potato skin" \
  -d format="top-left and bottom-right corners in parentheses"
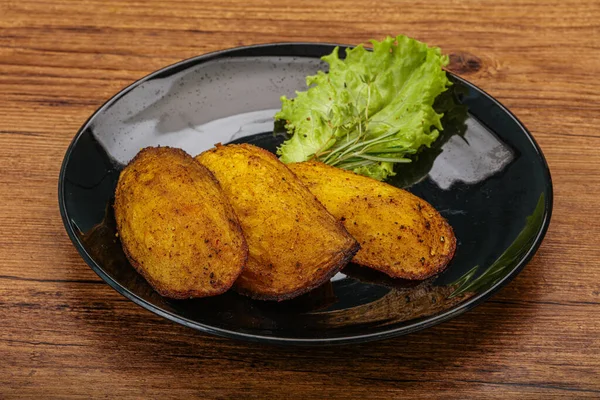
top-left (196, 144), bottom-right (359, 301)
top-left (289, 161), bottom-right (456, 279)
top-left (114, 147), bottom-right (247, 299)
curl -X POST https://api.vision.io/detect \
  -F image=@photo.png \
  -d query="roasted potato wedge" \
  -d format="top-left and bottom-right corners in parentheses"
top-left (114, 147), bottom-right (247, 299)
top-left (289, 161), bottom-right (456, 279)
top-left (196, 144), bottom-right (359, 301)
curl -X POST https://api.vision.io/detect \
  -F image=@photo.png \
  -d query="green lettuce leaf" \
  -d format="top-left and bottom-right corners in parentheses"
top-left (275, 35), bottom-right (451, 180)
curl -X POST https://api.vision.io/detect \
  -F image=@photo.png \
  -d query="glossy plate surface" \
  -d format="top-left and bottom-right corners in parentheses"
top-left (59, 43), bottom-right (552, 345)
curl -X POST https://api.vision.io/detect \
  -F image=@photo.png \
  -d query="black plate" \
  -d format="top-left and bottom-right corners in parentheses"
top-left (58, 43), bottom-right (552, 345)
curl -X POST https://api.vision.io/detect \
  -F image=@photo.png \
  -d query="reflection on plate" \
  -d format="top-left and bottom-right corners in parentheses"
top-left (60, 43), bottom-right (552, 345)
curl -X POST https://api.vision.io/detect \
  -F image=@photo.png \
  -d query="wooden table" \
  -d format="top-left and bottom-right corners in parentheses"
top-left (1, 0), bottom-right (599, 398)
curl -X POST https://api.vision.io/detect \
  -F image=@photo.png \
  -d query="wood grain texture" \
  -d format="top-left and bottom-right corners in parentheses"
top-left (1, 0), bottom-right (599, 398)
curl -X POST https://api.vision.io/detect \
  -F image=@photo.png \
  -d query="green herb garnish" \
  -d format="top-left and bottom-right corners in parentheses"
top-left (276, 35), bottom-right (451, 181)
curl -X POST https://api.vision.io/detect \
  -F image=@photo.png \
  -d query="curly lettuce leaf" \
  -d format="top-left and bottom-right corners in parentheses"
top-left (275, 35), bottom-right (450, 180)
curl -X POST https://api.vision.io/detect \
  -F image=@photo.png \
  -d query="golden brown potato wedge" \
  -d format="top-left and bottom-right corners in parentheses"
top-left (114, 147), bottom-right (247, 299)
top-left (196, 144), bottom-right (359, 301)
top-left (289, 161), bottom-right (456, 279)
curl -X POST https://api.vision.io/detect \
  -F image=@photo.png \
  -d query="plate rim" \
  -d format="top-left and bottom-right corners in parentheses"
top-left (58, 42), bottom-right (554, 345)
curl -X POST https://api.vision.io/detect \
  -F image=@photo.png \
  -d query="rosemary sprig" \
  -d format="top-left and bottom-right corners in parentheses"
top-left (315, 117), bottom-right (411, 171)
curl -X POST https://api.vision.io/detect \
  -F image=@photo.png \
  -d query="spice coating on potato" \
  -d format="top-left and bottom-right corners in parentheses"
top-left (114, 147), bottom-right (247, 299)
top-left (196, 144), bottom-right (359, 301)
top-left (289, 161), bottom-right (456, 279)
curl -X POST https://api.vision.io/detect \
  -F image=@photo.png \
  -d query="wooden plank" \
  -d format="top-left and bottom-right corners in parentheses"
top-left (1, 0), bottom-right (599, 397)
